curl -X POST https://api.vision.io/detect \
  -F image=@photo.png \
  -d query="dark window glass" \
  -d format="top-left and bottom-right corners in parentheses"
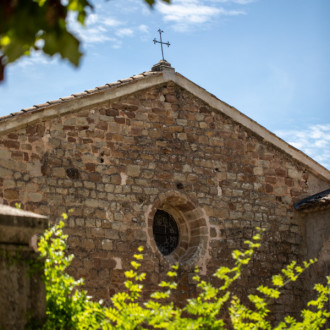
top-left (153, 210), bottom-right (179, 256)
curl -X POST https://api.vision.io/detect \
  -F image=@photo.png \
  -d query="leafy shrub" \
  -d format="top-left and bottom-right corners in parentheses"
top-left (38, 215), bottom-right (330, 329)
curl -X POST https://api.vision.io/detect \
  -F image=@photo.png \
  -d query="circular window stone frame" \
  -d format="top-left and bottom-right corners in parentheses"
top-left (147, 191), bottom-right (209, 268)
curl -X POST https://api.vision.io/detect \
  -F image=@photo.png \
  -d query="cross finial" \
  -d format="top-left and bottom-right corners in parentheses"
top-left (153, 28), bottom-right (170, 61)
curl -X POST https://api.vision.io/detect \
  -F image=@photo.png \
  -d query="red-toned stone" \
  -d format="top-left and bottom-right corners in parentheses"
top-left (3, 140), bottom-right (19, 149)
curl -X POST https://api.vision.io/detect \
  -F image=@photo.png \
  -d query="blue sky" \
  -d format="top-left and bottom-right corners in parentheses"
top-left (0, 0), bottom-right (329, 169)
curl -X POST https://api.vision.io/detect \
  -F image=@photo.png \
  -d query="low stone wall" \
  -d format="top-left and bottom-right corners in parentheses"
top-left (0, 205), bottom-right (47, 329)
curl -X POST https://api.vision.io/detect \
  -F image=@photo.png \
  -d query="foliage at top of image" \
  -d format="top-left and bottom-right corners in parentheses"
top-left (37, 214), bottom-right (330, 329)
top-left (0, 0), bottom-right (170, 82)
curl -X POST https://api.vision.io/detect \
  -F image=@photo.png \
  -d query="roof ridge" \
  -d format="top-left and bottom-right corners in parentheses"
top-left (0, 70), bottom-right (160, 122)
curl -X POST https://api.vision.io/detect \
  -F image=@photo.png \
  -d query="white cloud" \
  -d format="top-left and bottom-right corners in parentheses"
top-left (76, 26), bottom-right (112, 43)
top-left (103, 18), bottom-right (122, 27)
top-left (138, 24), bottom-right (149, 33)
top-left (112, 41), bottom-right (123, 49)
top-left (157, 0), bottom-right (245, 31)
top-left (69, 13), bottom-right (121, 44)
top-left (85, 13), bottom-right (98, 25)
top-left (213, 0), bottom-right (255, 3)
top-left (67, 8), bottom-right (138, 49)
top-left (17, 0), bottom-right (255, 65)
top-left (115, 28), bottom-right (134, 37)
top-left (17, 52), bottom-right (56, 68)
top-left (275, 124), bottom-right (330, 170)
top-left (233, 0), bottom-right (255, 3)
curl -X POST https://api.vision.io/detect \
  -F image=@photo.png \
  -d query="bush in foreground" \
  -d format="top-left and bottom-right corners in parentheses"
top-left (38, 215), bottom-right (330, 329)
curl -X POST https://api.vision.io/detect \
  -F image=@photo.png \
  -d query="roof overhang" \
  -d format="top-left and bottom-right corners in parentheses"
top-left (294, 189), bottom-right (330, 211)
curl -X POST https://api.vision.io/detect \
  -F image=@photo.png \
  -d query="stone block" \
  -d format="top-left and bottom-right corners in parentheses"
top-left (104, 229), bottom-right (120, 240)
top-left (127, 165), bottom-right (140, 177)
top-left (102, 239), bottom-right (113, 250)
top-left (84, 181), bottom-right (96, 189)
top-left (288, 168), bottom-right (301, 180)
top-left (0, 149), bottom-right (10, 159)
top-left (51, 167), bottom-right (66, 178)
top-left (29, 193), bottom-right (43, 202)
top-left (86, 199), bottom-right (100, 208)
top-left (4, 189), bottom-right (19, 200)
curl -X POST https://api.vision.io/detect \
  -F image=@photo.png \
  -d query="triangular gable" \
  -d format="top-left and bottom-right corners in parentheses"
top-left (0, 68), bottom-right (329, 181)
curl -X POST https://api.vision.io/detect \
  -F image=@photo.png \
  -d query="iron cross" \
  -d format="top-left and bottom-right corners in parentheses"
top-left (153, 29), bottom-right (170, 61)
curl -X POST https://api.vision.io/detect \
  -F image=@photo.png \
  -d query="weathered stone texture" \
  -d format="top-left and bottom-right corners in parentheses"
top-left (0, 82), bottom-right (329, 323)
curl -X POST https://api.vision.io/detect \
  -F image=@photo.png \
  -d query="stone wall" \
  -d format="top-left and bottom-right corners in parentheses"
top-left (301, 206), bottom-right (330, 302)
top-left (0, 205), bottom-right (47, 329)
top-left (0, 82), bottom-right (329, 324)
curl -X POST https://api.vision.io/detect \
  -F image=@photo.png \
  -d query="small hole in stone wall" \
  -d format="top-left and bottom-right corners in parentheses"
top-left (176, 182), bottom-right (184, 190)
top-left (137, 195), bottom-right (145, 204)
top-left (66, 168), bottom-right (80, 180)
top-left (215, 168), bottom-right (219, 172)
top-left (99, 151), bottom-right (105, 163)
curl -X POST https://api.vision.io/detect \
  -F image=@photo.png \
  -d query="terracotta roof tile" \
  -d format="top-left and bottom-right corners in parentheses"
top-left (11, 110), bottom-right (25, 116)
top-left (72, 92), bottom-right (88, 97)
top-left (119, 78), bottom-right (133, 83)
top-left (34, 102), bottom-right (50, 108)
top-left (143, 71), bottom-right (156, 76)
top-left (0, 114), bottom-right (13, 121)
top-left (21, 106), bottom-right (37, 112)
top-left (107, 81), bottom-right (121, 87)
top-left (47, 99), bottom-right (62, 105)
top-left (85, 88), bottom-right (98, 93)
top-left (60, 96), bottom-right (75, 101)
top-left (96, 85), bottom-right (109, 90)
top-left (131, 74), bottom-right (145, 79)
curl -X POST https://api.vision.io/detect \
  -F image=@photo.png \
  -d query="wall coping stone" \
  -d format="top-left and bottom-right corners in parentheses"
top-left (0, 205), bottom-right (48, 246)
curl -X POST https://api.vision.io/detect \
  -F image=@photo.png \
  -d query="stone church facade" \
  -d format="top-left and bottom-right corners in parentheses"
top-left (0, 62), bottom-right (329, 323)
